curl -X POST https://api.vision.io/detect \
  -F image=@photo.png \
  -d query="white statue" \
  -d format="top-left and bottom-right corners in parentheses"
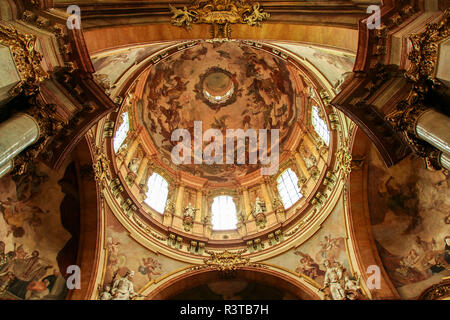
top-left (111, 271), bottom-right (137, 300)
top-left (128, 158), bottom-right (141, 174)
top-left (184, 203), bottom-right (198, 219)
top-left (344, 273), bottom-right (362, 300)
top-left (320, 260), bottom-right (346, 300)
top-left (98, 284), bottom-right (112, 300)
top-left (252, 197), bottom-right (265, 217)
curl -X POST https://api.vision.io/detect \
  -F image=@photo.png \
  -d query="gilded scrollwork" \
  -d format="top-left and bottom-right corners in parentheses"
top-left (169, 0), bottom-right (270, 38)
top-left (386, 9), bottom-right (449, 171)
top-left (11, 95), bottom-right (64, 176)
top-left (0, 24), bottom-right (47, 97)
top-left (203, 249), bottom-right (249, 273)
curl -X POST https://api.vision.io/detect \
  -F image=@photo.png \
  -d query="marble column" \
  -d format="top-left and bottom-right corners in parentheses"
top-left (416, 109), bottom-right (450, 156)
top-left (0, 43), bottom-right (21, 106)
top-left (0, 113), bottom-right (39, 169)
top-left (175, 184), bottom-right (185, 217)
top-left (195, 189), bottom-right (203, 223)
top-left (260, 182), bottom-right (273, 213)
top-left (124, 138), bottom-right (139, 167)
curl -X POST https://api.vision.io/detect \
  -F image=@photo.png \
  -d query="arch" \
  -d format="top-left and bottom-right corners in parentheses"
top-left (67, 137), bottom-right (103, 299)
top-left (84, 24), bottom-right (358, 56)
top-left (146, 267), bottom-right (321, 300)
top-left (346, 127), bottom-right (400, 299)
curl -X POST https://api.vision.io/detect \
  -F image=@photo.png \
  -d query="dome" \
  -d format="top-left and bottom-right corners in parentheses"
top-left (109, 39), bottom-right (338, 242)
top-left (134, 41), bottom-right (307, 185)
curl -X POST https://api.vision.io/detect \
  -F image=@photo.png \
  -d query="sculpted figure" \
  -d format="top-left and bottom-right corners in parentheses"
top-left (111, 271), bottom-right (137, 300)
top-left (320, 260), bottom-right (346, 300)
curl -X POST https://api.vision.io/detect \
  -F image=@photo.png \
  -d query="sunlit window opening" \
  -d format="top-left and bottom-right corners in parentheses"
top-left (113, 112), bottom-right (129, 153)
top-left (211, 195), bottom-right (238, 231)
top-left (144, 173), bottom-right (169, 214)
top-left (277, 168), bottom-right (303, 209)
top-left (312, 106), bottom-right (330, 145)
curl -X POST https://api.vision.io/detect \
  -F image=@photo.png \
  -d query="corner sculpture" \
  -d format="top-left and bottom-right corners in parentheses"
top-left (169, 0), bottom-right (270, 38)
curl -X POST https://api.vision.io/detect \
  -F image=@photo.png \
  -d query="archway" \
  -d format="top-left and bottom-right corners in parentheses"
top-left (147, 268), bottom-right (321, 300)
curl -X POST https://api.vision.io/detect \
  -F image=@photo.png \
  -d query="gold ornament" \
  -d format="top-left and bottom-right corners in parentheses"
top-left (0, 24), bottom-right (47, 96)
top-left (169, 0), bottom-right (270, 38)
top-left (203, 249), bottom-right (249, 273)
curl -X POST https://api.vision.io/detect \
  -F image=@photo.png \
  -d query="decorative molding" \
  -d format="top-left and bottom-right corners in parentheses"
top-left (203, 249), bottom-right (249, 273)
top-left (387, 9), bottom-right (449, 171)
top-left (420, 280), bottom-right (450, 300)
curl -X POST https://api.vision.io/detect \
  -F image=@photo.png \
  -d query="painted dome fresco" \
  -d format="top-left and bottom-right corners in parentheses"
top-left (132, 40), bottom-right (308, 185)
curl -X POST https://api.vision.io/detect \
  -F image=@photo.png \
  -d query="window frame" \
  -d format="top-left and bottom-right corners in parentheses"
top-left (311, 105), bottom-right (330, 146)
top-left (211, 195), bottom-right (238, 231)
top-left (113, 112), bottom-right (130, 153)
top-left (276, 168), bottom-right (303, 209)
top-left (144, 172), bottom-right (169, 214)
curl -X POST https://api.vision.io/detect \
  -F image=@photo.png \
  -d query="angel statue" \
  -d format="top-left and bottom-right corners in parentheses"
top-left (183, 203), bottom-right (199, 231)
top-left (184, 203), bottom-right (199, 219)
top-left (252, 197), bottom-right (266, 228)
top-left (169, 4), bottom-right (197, 29)
top-left (252, 197), bottom-right (265, 217)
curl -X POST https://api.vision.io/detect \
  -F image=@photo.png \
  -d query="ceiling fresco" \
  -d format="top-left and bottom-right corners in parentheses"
top-left (92, 43), bottom-right (172, 95)
top-left (0, 161), bottom-right (76, 300)
top-left (265, 42), bottom-right (355, 90)
top-left (135, 41), bottom-right (303, 184)
top-left (367, 147), bottom-right (450, 299)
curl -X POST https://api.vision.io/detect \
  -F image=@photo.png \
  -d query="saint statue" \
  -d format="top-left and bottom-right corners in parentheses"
top-left (252, 197), bottom-right (265, 217)
top-left (320, 260), bottom-right (346, 300)
top-left (183, 203), bottom-right (199, 219)
top-left (111, 271), bottom-right (137, 300)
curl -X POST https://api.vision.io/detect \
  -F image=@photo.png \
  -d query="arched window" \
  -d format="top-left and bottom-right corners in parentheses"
top-left (211, 195), bottom-right (238, 231)
top-left (277, 168), bottom-right (303, 209)
top-left (113, 112), bottom-right (129, 153)
top-left (144, 173), bottom-right (169, 214)
top-left (312, 106), bottom-right (330, 145)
